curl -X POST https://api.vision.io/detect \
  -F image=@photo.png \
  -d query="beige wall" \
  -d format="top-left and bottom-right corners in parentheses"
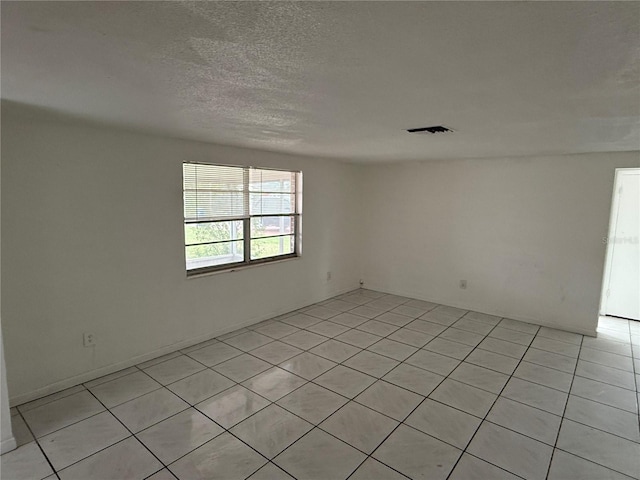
top-left (360, 152), bottom-right (639, 335)
top-left (1, 109), bottom-right (363, 403)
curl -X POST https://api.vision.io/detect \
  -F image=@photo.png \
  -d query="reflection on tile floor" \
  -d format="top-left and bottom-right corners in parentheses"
top-left (3, 289), bottom-right (640, 479)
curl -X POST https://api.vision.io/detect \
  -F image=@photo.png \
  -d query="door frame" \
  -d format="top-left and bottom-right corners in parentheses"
top-left (599, 167), bottom-right (640, 316)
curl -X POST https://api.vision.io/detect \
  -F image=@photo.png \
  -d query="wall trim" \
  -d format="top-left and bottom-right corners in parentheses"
top-left (0, 436), bottom-right (17, 455)
top-left (363, 283), bottom-right (598, 337)
top-left (9, 284), bottom-right (358, 406)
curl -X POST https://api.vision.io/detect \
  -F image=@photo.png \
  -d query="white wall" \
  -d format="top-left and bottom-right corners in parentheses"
top-left (1, 143), bottom-right (16, 452)
top-left (360, 152), bottom-right (640, 336)
top-left (1, 107), bottom-right (362, 403)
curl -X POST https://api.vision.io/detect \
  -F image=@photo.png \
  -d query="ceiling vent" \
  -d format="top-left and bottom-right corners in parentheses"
top-left (407, 125), bottom-right (454, 134)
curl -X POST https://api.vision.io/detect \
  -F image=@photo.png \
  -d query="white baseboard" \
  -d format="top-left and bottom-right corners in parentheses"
top-left (0, 436), bottom-right (17, 455)
top-left (363, 283), bottom-right (598, 337)
top-left (9, 284), bottom-right (359, 406)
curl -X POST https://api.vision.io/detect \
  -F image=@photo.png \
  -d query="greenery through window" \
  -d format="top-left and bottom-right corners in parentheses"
top-left (183, 163), bottom-right (302, 274)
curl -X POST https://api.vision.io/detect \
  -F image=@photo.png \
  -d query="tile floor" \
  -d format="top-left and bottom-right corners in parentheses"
top-left (3, 289), bottom-right (640, 480)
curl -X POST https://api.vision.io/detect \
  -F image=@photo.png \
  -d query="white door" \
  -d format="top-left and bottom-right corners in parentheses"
top-left (603, 169), bottom-right (640, 321)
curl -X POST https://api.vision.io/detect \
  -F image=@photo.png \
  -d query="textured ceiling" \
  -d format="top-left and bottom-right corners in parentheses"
top-left (2, 1), bottom-right (639, 162)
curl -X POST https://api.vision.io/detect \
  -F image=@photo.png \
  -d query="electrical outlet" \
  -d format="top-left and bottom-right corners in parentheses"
top-left (460, 280), bottom-right (467, 289)
top-left (326, 271), bottom-right (332, 281)
top-left (83, 332), bottom-right (96, 347)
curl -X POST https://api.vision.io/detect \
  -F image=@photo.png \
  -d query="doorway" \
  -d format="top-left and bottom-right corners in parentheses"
top-left (600, 168), bottom-right (640, 321)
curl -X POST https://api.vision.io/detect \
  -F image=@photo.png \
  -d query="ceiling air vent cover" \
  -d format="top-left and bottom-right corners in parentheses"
top-left (407, 125), bottom-right (454, 134)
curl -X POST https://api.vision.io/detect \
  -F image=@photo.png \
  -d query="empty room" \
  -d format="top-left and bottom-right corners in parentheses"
top-left (1, 2), bottom-right (639, 480)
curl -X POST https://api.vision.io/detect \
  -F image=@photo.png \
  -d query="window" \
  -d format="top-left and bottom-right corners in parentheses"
top-left (183, 162), bottom-right (302, 275)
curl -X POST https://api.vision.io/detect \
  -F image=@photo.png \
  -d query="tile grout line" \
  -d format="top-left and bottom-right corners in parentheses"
top-left (10, 290), bottom-right (633, 480)
top-left (440, 312), bottom-right (540, 480)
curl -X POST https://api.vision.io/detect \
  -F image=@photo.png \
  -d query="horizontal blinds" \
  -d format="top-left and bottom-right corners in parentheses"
top-left (184, 164), bottom-right (299, 222)
top-left (183, 163), bottom-right (247, 222)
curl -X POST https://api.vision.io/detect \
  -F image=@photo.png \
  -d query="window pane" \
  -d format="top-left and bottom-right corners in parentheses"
top-left (251, 235), bottom-right (294, 260)
top-left (186, 240), bottom-right (244, 270)
top-left (250, 216), bottom-right (293, 238)
top-left (249, 193), bottom-right (294, 215)
top-left (249, 169), bottom-right (295, 193)
top-left (184, 191), bottom-right (246, 221)
top-left (185, 221), bottom-right (243, 246)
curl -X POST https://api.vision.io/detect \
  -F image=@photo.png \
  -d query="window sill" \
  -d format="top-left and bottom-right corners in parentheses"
top-left (185, 254), bottom-right (301, 279)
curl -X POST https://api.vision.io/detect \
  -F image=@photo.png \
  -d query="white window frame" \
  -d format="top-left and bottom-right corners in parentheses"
top-left (183, 162), bottom-right (302, 276)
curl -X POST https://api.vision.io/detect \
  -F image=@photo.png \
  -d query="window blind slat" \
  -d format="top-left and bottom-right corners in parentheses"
top-left (183, 162), bottom-right (301, 273)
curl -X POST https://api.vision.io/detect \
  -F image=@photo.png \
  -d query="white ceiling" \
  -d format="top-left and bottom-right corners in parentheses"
top-left (2, 1), bottom-right (639, 162)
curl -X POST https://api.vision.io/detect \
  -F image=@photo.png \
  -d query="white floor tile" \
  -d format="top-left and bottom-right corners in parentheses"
top-left (89, 371), bottom-right (161, 408)
top-left (383, 363), bottom-right (444, 396)
top-left (575, 360), bottom-right (636, 390)
top-left (250, 341), bottom-right (303, 364)
top-left (137, 408), bottom-right (223, 464)
top-left (349, 457), bottom-right (406, 480)
top-left (57, 437), bottom-right (162, 480)
top-left (309, 339), bottom-right (361, 363)
top-left (167, 368), bottom-right (235, 404)
top-left (195, 385), bottom-right (270, 428)
top-left (247, 462), bottom-right (294, 479)
top-left (355, 380), bottom-right (423, 421)
top-left (111, 388), bottom-right (188, 433)
top-left (449, 362), bottom-right (509, 394)
top-left (0, 442), bottom-right (53, 480)
top-left (279, 352), bottom-right (336, 380)
top-left (223, 331), bottom-right (273, 351)
top-left (501, 377), bottom-right (568, 415)
top-left (488, 327), bottom-right (534, 346)
top-left (557, 419), bottom-right (640, 478)
top-left (367, 338), bottom-right (418, 361)
top-left (277, 383), bottom-right (348, 424)
top-left (344, 350), bottom-right (399, 378)
top-left (487, 397), bottom-right (562, 445)
top-left (564, 395), bottom-right (640, 442)
top-left (467, 422), bottom-right (553, 480)
top-left (424, 337), bottom-right (474, 360)
top-left (477, 337), bottom-right (527, 359)
top-left (498, 318), bottom-right (540, 334)
top-left (169, 432), bottom-right (266, 480)
top-left (280, 330), bottom-right (329, 350)
top-left (429, 379), bottom-right (497, 418)
top-left (523, 347), bottom-right (577, 373)
top-left (514, 361), bottom-right (574, 392)
top-left (185, 342), bottom-right (243, 366)
top-left (464, 348), bottom-right (519, 375)
top-left (143, 356), bottom-right (205, 385)
top-left (22, 390), bottom-right (105, 438)
top-left (19, 385), bottom-right (88, 414)
top-left (314, 365), bottom-right (376, 398)
top-left (274, 428), bottom-right (366, 480)
top-left (448, 453), bottom-right (520, 480)
top-left (242, 367), bottom-right (306, 401)
top-left (320, 401), bottom-right (398, 453)
top-left (387, 327), bottom-right (435, 347)
top-left (357, 319), bottom-right (400, 337)
top-left (213, 354), bottom-right (272, 382)
top-left (39, 411), bottom-right (129, 471)
top-left (406, 399), bottom-right (481, 449)
top-left (547, 449), bottom-right (632, 480)
top-left (570, 376), bottom-right (638, 414)
top-left (405, 349), bottom-right (461, 376)
top-left (373, 424), bottom-right (461, 480)
top-left (231, 404), bottom-right (312, 458)
top-left (306, 320), bottom-right (350, 337)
